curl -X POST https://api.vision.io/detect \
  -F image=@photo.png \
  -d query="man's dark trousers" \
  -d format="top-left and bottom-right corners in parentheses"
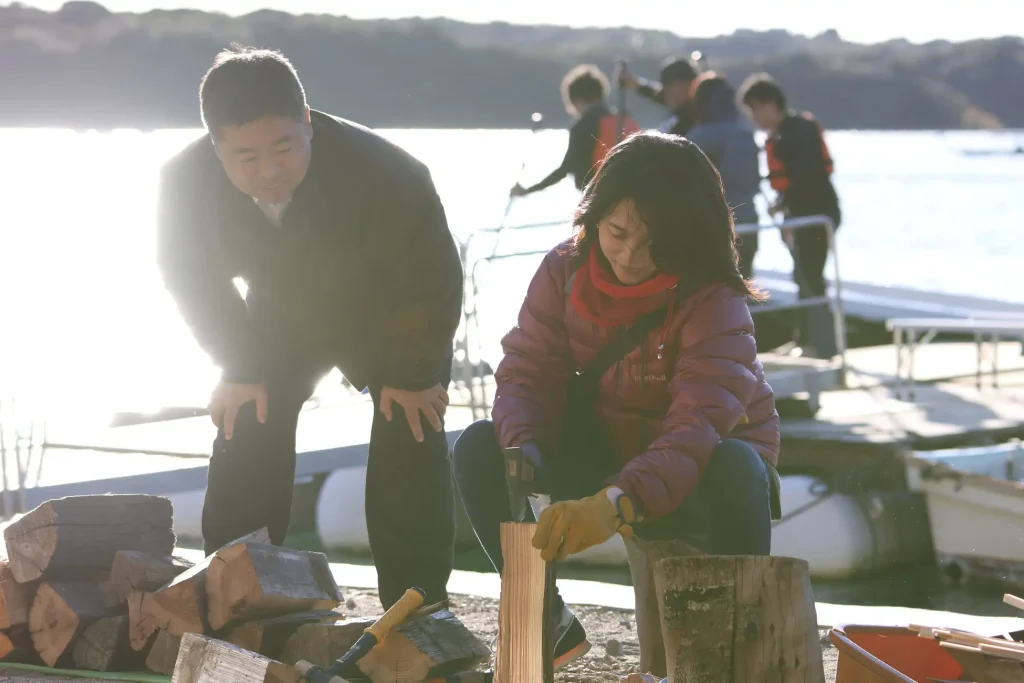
top-left (200, 354), bottom-right (455, 609)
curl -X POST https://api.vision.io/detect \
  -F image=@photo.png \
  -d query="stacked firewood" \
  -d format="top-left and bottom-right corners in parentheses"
top-left (0, 494), bottom-right (489, 682)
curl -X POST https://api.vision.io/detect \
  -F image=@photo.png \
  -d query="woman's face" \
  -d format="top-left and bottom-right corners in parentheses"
top-left (597, 199), bottom-right (658, 285)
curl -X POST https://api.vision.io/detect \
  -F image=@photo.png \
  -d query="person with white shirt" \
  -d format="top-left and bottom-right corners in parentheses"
top-left (156, 45), bottom-right (463, 611)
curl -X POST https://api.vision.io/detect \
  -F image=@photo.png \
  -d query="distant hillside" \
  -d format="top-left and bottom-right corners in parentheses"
top-left (1, 1), bottom-right (1022, 130)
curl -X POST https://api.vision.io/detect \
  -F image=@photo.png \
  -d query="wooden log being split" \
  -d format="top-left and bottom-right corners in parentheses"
top-left (226, 610), bottom-right (343, 659)
top-left (29, 581), bottom-right (115, 667)
top-left (4, 494), bottom-right (175, 583)
top-left (107, 551), bottom-right (193, 606)
top-left (146, 630), bottom-right (183, 675)
top-left (171, 633), bottom-right (302, 683)
top-left (129, 528), bottom-right (271, 650)
top-left (0, 562), bottom-right (38, 629)
top-left (357, 609), bottom-right (493, 683)
top-left (653, 555), bottom-right (825, 683)
top-left (72, 615), bottom-right (143, 672)
top-left (205, 543), bottom-right (341, 631)
top-left (493, 522), bottom-right (546, 683)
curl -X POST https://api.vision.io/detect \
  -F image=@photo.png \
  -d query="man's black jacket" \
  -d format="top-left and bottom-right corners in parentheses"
top-left (157, 111), bottom-right (463, 392)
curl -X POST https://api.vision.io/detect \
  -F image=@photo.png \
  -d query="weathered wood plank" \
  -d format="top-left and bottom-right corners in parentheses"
top-left (205, 544), bottom-right (341, 631)
top-left (4, 495), bottom-right (175, 582)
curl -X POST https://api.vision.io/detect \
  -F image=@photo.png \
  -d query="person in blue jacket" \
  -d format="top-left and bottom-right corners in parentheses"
top-left (684, 74), bottom-right (762, 279)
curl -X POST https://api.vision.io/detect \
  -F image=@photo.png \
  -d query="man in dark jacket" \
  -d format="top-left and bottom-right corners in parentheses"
top-left (617, 56), bottom-right (700, 136)
top-left (156, 46), bottom-right (463, 609)
top-left (686, 74), bottom-right (762, 278)
top-left (739, 72), bottom-right (841, 358)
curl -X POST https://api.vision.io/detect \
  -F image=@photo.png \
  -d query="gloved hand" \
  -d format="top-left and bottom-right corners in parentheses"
top-left (532, 486), bottom-right (640, 562)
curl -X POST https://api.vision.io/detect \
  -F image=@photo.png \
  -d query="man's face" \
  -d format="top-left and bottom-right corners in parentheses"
top-left (214, 112), bottom-right (313, 204)
top-left (663, 79), bottom-right (692, 111)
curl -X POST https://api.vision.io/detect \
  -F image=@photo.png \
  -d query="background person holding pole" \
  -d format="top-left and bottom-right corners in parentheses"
top-left (510, 64), bottom-right (639, 199)
top-left (616, 55), bottom-right (700, 136)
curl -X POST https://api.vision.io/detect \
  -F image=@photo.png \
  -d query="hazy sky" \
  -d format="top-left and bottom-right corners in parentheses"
top-left (19, 0), bottom-right (1024, 44)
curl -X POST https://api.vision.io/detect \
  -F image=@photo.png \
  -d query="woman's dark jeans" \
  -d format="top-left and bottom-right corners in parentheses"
top-left (452, 419), bottom-right (772, 576)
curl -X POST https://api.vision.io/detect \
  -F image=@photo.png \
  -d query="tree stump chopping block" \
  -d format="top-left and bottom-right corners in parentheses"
top-left (652, 555), bottom-right (825, 683)
top-left (623, 536), bottom-right (703, 678)
top-left (3, 495), bottom-right (175, 582)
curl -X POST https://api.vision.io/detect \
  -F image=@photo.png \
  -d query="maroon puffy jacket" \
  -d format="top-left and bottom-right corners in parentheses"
top-left (491, 243), bottom-right (780, 519)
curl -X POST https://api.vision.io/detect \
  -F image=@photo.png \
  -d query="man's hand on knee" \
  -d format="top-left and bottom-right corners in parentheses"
top-left (380, 383), bottom-right (448, 443)
top-left (209, 382), bottom-right (268, 440)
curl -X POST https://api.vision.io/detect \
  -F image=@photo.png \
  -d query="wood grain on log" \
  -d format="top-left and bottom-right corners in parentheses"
top-left (357, 609), bottom-right (492, 683)
top-left (171, 633), bottom-right (302, 683)
top-left (225, 610), bottom-right (342, 659)
top-left (494, 522), bottom-right (546, 683)
top-left (72, 614), bottom-right (142, 671)
top-left (623, 536), bottom-right (702, 679)
top-left (146, 630), bottom-right (183, 675)
top-left (205, 543), bottom-right (341, 631)
top-left (653, 555), bottom-right (825, 683)
top-left (0, 561), bottom-right (38, 629)
top-left (3, 495), bottom-right (175, 583)
top-left (275, 619), bottom-right (373, 669)
top-left (129, 528), bottom-right (271, 650)
top-left (108, 551), bottom-right (193, 606)
top-left (29, 581), bottom-right (114, 667)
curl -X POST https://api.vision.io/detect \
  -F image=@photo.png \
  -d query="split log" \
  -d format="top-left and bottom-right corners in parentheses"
top-left (652, 555), bottom-right (825, 683)
top-left (276, 618), bottom-right (374, 669)
top-left (171, 633), bottom-right (302, 683)
top-left (226, 610), bottom-right (343, 658)
top-left (357, 609), bottom-right (493, 682)
top-left (0, 626), bottom-right (36, 662)
top-left (0, 562), bottom-right (38, 629)
top-left (623, 536), bottom-right (702, 678)
top-left (108, 551), bottom-right (193, 606)
top-left (129, 528), bottom-right (271, 650)
top-left (72, 614), bottom-right (143, 671)
top-left (3, 494), bottom-right (175, 583)
top-left (28, 580), bottom-right (115, 667)
top-left (146, 629), bottom-right (183, 675)
top-left (493, 522), bottom-right (546, 683)
top-left (205, 543), bottom-right (341, 631)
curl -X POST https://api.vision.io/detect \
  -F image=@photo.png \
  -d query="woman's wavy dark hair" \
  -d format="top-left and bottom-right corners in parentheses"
top-left (571, 132), bottom-right (767, 302)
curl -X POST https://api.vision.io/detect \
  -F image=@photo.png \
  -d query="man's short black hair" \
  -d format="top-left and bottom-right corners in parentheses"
top-left (561, 64), bottom-right (610, 105)
top-left (659, 56), bottom-right (699, 86)
top-left (738, 72), bottom-right (787, 111)
top-left (199, 44), bottom-right (308, 136)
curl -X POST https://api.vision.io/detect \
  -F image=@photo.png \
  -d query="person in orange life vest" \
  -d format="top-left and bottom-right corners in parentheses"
top-left (738, 73), bottom-right (841, 358)
top-left (616, 56), bottom-right (700, 137)
top-left (510, 64), bottom-right (640, 198)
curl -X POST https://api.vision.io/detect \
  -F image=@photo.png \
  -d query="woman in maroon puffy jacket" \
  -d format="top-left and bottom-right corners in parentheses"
top-left (453, 132), bottom-right (780, 669)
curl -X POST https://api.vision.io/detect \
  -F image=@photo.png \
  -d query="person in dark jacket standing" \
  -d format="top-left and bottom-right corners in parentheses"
top-left (686, 74), bottom-right (762, 278)
top-left (156, 46), bottom-right (463, 610)
top-left (616, 56), bottom-right (700, 136)
top-left (738, 73), bottom-right (841, 358)
top-left (511, 64), bottom-right (639, 198)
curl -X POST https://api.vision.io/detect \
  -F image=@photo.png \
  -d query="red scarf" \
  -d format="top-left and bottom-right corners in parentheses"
top-left (570, 247), bottom-right (679, 327)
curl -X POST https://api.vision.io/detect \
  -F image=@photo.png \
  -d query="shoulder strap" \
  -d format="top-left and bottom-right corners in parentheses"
top-left (576, 306), bottom-right (669, 383)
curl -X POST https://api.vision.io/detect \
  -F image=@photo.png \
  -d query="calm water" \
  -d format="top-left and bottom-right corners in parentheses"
top-left (1, 127), bottom-right (1023, 424)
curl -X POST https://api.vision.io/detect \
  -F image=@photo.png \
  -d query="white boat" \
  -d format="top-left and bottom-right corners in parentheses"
top-left (905, 440), bottom-right (1024, 588)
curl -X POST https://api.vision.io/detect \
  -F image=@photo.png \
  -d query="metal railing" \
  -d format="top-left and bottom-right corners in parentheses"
top-left (453, 214), bottom-right (848, 420)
